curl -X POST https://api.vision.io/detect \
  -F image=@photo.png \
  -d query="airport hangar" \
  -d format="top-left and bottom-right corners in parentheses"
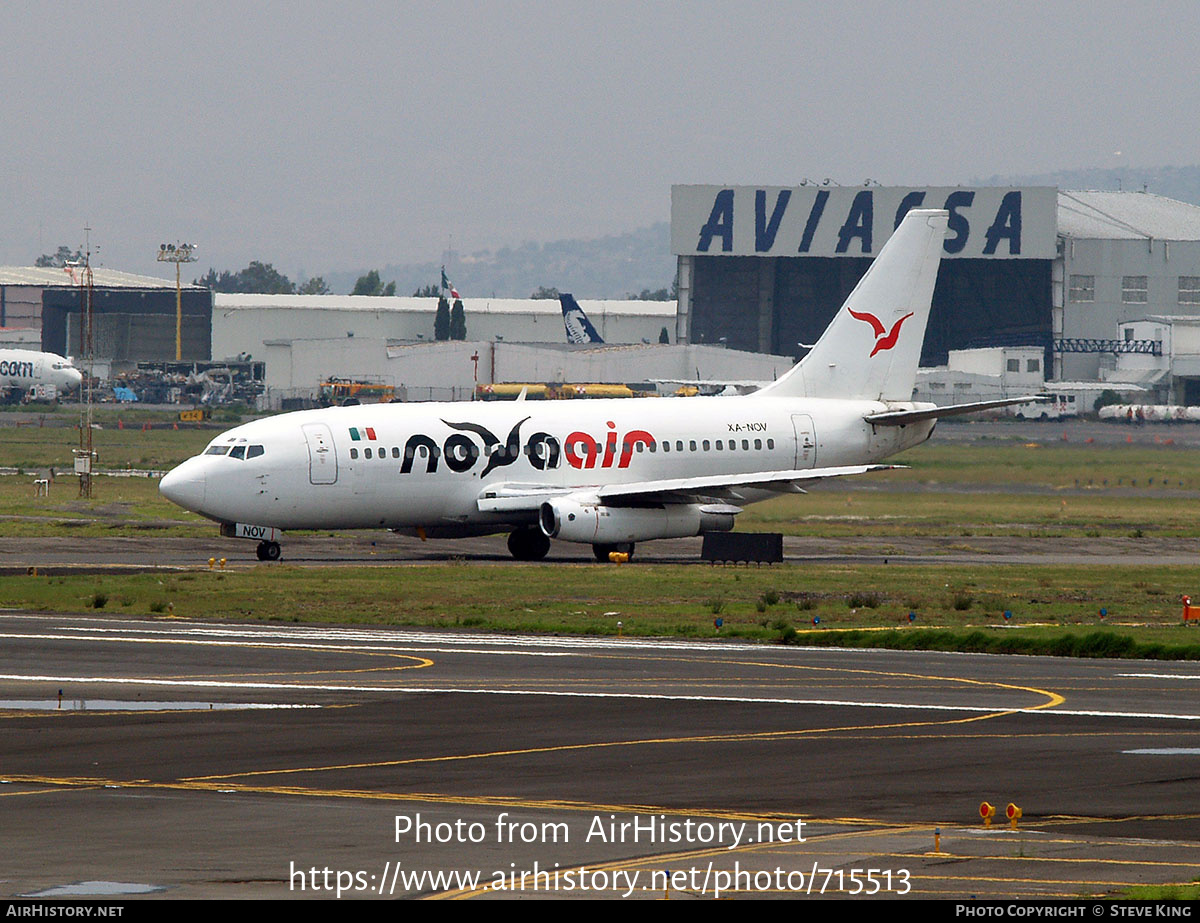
top-left (672, 185), bottom-right (1200, 403)
top-left (0, 266), bottom-right (211, 368)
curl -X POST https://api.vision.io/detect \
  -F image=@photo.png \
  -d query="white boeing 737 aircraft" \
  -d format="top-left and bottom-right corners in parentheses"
top-left (160, 209), bottom-right (1031, 562)
top-left (0, 349), bottom-right (83, 399)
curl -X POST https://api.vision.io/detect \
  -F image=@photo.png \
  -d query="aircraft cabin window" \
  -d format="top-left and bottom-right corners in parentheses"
top-left (662, 442), bottom-right (670, 453)
top-left (754, 439), bottom-right (762, 450)
top-left (689, 440), bottom-right (696, 452)
top-left (350, 448), bottom-right (359, 459)
top-left (635, 443), bottom-right (643, 453)
top-left (365, 448), bottom-right (373, 459)
top-left (676, 441), bottom-right (684, 452)
top-left (247, 445), bottom-right (264, 459)
top-left (392, 447), bottom-right (400, 458)
top-left (702, 440), bottom-right (710, 451)
top-left (648, 442), bottom-right (656, 453)
top-left (767, 438), bottom-right (775, 450)
top-left (728, 442), bottom-right (735, 451)
top-left (716, 440), bottom-right (723, 450)
top-left (204, 446), bottom-right (230, 456)
top-left (742, 439), bottom-right (749, 450)
top-left (229, 445), bottom-right (247, 460)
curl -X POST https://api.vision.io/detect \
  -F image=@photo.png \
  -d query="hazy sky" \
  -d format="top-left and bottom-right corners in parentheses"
top-left (3, 1), bottom-right (1197, 281)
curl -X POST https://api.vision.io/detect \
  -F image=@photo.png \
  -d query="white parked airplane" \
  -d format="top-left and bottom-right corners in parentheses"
top-left (0, 349), bottom-right (83, 400)
top-left (160, 209), bottom-right (1032, 562)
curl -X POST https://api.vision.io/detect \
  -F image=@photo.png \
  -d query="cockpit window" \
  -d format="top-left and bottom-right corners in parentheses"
top-left (229, 445), bottom-right (247, 460)
top-left (247, 445), bottom-right (264, 459)
top-left (204, 445), bottom-right (231, 456)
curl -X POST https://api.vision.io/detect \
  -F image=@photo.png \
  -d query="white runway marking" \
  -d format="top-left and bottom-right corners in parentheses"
top-left (1119, 673), bottom-right (1200, 680)
top-left (1123, 748), bottom-right (1200, 755)
top-left (4, 615), bottom-right (1200, 719)
top-left (0, 672), bottom-right (1198, 719)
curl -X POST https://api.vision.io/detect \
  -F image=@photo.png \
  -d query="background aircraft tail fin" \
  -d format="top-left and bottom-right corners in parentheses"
top-left (756, 208), bottom-right (947, 401)
top-left (560, 293), bottom-right (605, 344)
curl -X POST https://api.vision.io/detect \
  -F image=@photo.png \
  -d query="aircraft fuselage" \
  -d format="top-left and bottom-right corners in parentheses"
top-left (161, 396), bottom-right (933, 535)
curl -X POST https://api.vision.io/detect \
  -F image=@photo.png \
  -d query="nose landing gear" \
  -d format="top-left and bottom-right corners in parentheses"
top-left (256, 541), bottom-right (282, 561)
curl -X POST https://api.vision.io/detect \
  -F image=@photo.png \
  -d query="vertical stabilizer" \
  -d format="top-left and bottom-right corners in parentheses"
top-left (756, 208), bottom-right (947, 401)
top-left (560, 293), bottom-right (605, 344)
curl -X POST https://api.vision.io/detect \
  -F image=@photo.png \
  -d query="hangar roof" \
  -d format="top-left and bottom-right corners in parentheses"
top-left (214, 294), bottom-right (675, 316)
top-left (0, 266), bottom-right (196, 289)
top-left (1057, 191), bottom-right (1200, 241)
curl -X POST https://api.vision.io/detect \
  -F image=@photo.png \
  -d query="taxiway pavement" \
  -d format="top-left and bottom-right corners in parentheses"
top-left (1, 612), bottom-right (1198, 899)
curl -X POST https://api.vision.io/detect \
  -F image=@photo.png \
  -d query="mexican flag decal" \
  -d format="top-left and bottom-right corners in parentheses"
top-left (348, 427), bottom-right (377, 441)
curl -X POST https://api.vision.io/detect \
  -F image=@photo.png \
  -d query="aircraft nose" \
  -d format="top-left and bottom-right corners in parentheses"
top-left (159, 459), bottom-right (207, 512)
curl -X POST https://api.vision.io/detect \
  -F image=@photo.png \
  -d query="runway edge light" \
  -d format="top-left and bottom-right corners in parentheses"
top-left (979, 801), bottom-right (995, 827)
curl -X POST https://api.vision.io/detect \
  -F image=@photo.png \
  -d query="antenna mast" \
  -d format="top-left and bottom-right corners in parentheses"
top-left (73, 227), bottom-right (96, 497)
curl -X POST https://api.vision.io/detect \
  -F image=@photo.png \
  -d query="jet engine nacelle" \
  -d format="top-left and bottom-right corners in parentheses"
top-left (538, 498), bottom-right (735, 544)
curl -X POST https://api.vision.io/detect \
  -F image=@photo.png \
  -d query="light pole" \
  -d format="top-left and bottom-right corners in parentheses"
top-left (157, 242), bottom-right (197, 361)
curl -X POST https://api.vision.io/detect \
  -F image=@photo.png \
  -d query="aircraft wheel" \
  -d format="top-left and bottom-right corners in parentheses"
top-left (507, 528), bottom-right (549, 561)
top-left (592, 542), bottom-right (635, 562)
top-left (257, 541), bottom-right (282, 562)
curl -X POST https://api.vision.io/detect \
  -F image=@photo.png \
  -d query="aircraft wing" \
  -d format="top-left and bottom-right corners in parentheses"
top-left (865, 395), bottom-right (1049, 426)
top-left (477, 464), bottom-right (901, 512)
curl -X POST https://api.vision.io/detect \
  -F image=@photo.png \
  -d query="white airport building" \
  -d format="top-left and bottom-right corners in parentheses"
top-left (211, 294), bottom-right (676, 356)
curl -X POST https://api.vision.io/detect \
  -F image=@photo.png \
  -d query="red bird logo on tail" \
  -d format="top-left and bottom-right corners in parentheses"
top-left (848, 309), bottom-right (915, 357)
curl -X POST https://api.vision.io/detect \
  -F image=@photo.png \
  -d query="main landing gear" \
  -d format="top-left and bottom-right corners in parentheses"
top-left (592, 542), bottom-right (635, 562)
top-left (507, 527), bottom-right (550, 561)
top-left (256, 540), bottom-right (282, 562)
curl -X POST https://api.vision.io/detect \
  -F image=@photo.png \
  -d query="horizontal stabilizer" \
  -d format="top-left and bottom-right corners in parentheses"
top-left (865, 395), bottom-right (1049, 426)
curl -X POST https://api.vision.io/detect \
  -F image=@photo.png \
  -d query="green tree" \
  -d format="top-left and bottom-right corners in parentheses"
top-left (629, 287), bottom-right (671, 301)
top-left (237, 261), bottom-right (295, 294)
top-left (450, 299), bottom-right (467, 340)
top-left (352, 270), bottom-right (397, 296)
top-left (194, 268), bottom-right (232, 290)
top-left (297, 276), bottom-right (331, 295)
top-left (530, 285), bottom-right (560, 299)
top-left (413, 284), bottom-right (440, 297)
top-left (35, 245), bottom-right (83, 268)
top-left (195, 261), bottom-right (295, 293)
top-left (434, 296), bottom-right (451, 340)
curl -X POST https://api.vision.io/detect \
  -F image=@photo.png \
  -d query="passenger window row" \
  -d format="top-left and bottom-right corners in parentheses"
top-left (349, 438), bottom-right (777, 460)
top-left (660, 438), bottom-right (774, 453)
top-left (352, 446), bottom-right (405, 460)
